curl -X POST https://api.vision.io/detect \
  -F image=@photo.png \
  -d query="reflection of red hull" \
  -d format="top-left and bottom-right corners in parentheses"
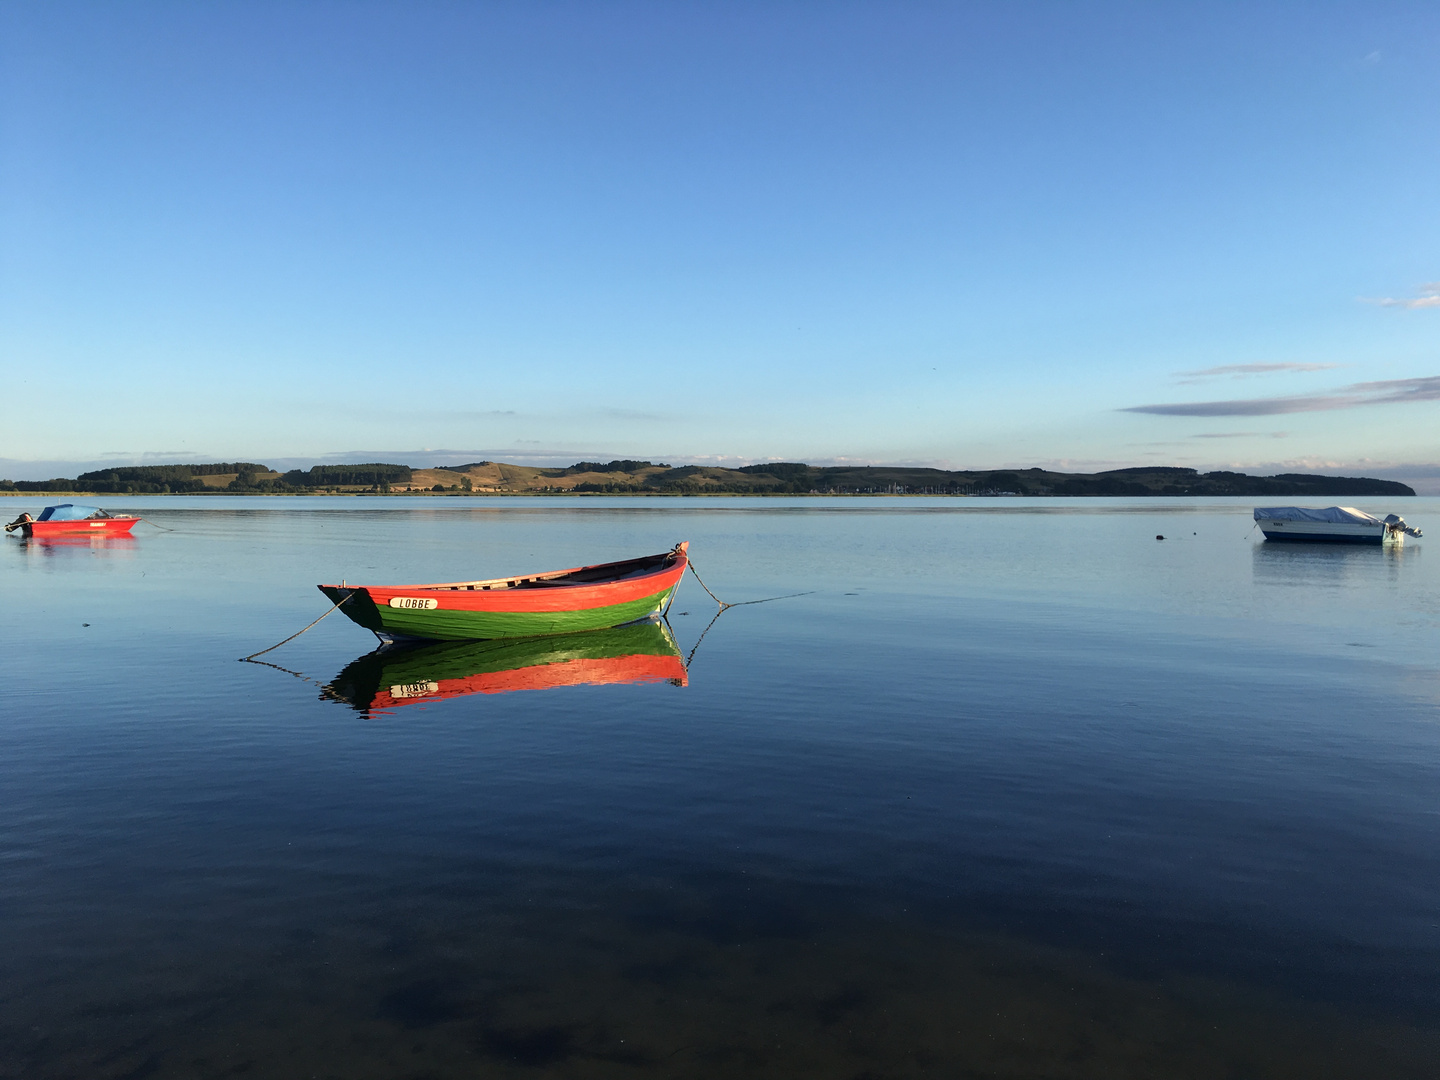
top-left (321, 622), bottom-right (689, 714)
top-left (367, 652), bottom-right (687, 712)
top-left (26, 536), bottom-right (138, 551)
top-left (23, 518), bottom-right (139, 538)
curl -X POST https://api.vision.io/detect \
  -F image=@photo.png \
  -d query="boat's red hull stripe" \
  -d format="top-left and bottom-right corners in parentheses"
top-left (354, 556), bottom-right (687, 615)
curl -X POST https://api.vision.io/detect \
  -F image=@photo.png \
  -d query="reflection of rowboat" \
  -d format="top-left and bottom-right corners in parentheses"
top-left (6, 504), bottom-right (139, 538)
top-left (322, 621), bottom-right (687, 712)
top-left (319, 543), bottom-right (689, 642)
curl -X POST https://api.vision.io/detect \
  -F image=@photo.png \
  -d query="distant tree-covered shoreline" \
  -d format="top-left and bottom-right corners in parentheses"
top-left (0, 460), bottom-right (1417, 498)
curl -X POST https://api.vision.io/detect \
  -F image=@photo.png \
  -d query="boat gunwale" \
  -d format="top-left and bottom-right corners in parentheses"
top-left (320, 545), bottom-right (687, 595)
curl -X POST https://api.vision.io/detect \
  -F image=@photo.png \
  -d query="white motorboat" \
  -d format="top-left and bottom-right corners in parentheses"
top-left (1254, 506), bottom-right (1422, 545)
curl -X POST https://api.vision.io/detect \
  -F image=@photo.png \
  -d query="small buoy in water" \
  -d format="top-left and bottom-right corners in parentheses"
top-left (1156, 534), bottom-right (1165, 541)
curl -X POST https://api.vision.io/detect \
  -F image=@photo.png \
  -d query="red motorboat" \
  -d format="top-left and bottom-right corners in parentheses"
top-left (5, 504), bottom-right (140, 538)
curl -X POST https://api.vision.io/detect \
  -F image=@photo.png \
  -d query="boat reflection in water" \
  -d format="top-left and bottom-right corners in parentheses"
top-left (15, 535), bottom-right (139, 557)
top-left (322, 619), bottom-right (687, 713)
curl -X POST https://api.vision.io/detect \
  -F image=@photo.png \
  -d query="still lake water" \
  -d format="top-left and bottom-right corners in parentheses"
top-left (3, 495), bottom-right (1439, 1078)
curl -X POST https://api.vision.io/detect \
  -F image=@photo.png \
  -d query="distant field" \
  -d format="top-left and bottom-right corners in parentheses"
top-left (195, 471), bottom-right (283, 488)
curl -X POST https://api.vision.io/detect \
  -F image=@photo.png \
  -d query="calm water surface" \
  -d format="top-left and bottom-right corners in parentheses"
top-left (3, 496), bottom-right (1439, 1078)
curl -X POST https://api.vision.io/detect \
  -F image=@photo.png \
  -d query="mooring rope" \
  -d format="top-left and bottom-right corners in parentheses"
top-left (673, 556), bottom-right (813, 670)
top-left (239, 593), bottom-right (352, 662)
top-left (684, 554), bottom-right (812, 611)
top-left (137, 517), bottom-right (175, 532)
top-left (685, 558), bottom-right (731, 610)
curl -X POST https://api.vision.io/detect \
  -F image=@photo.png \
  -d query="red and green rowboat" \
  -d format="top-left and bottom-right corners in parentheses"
top-left (318, 542), bottom-right (689, 642)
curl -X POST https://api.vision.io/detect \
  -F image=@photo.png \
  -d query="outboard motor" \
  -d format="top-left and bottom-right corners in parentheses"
top-left (1383, 513), bottom-right (1423, 538)
top-left (4, 512), bottom-right (34, 533)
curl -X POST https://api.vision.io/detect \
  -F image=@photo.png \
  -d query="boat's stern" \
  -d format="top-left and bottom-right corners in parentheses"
top-left (4, 512), bottom-right (35, 537)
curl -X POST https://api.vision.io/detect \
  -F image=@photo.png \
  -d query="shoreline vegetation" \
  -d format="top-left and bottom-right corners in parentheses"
top-left (0, 460), bottom-right (1417, 498)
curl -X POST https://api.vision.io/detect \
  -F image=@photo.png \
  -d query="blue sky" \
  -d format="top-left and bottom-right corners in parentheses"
top-left (2, 1), bottom-right (1437, 486)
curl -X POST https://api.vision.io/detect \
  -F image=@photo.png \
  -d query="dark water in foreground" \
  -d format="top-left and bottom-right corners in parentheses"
top-left (3, 495), bottom-right (1439, 1078)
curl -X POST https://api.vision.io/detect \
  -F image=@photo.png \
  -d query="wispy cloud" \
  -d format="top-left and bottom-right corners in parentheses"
top-left (1190, 431), bottom-right (1288, 439)
top-left (1176, 362), bottom-right (1338, 382)
top-left (600, 407), bottom-right (668, 422)
top-left (1363, 282), bottom-right (1440, 309)
top-left (1124, 375), bottom-right (1440, 416)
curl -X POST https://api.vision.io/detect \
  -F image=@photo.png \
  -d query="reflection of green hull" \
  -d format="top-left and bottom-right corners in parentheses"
top-left (323, 621), bottom-right (686, 711)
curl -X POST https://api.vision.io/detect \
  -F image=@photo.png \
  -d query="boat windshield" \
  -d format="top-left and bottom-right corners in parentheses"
top-left (37, 504), bottom-right (111, 522)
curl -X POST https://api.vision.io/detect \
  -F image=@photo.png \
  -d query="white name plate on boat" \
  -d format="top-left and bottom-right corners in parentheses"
top-left (388, 597), bottom-right (439, 610)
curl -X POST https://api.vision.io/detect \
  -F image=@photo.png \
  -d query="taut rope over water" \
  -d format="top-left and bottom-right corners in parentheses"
top-left (682, 556), bottom-right (811, 612)
top-left (239, 593), bottom-right (353, 662)
top-left (685, 558), bottom-right (731, 610)
top-left (673, 556), bottom-right (813, 671)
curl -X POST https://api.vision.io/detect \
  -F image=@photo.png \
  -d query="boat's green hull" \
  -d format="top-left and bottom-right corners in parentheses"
top-left (320, 583), bottom-right (678, 641)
